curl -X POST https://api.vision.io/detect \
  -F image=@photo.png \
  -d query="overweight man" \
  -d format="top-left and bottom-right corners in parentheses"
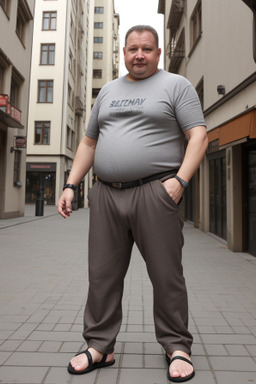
top-left (58, 25), bottom-right (208, 382)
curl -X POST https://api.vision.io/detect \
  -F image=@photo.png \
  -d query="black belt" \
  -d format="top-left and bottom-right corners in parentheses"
top-left (98, 170), bottom-right (178, 189)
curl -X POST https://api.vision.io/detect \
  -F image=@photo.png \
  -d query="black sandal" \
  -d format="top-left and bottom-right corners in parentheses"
top-left (67, 348), bottom-right (115, 375)
top-left (166, 354), bottom-right (195, 382)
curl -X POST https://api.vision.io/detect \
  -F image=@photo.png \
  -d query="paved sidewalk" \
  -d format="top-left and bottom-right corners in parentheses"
top-left (0, 206), bottom-right (256, 384)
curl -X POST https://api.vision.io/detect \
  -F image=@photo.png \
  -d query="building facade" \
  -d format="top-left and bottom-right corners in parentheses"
top-left (158, 0), bottom-right (256, 256)
top-left (26, 0), bottom-right (119, 209)
top-left (92, 0), bottom-right (119, 104)
top-left (0, 0), bottom-right (35, 219)
top-left (26, 0), bottom-right (94, 210)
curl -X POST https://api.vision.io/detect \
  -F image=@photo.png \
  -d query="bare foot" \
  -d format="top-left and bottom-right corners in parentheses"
top-left (70, 347), bottom-right (114, 373)
top-left (167, 350), bottom-right (194, 380)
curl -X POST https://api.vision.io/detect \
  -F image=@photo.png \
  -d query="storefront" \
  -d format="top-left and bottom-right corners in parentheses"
top-left (207, 108), bottom-right (256, 256)
top-left (26, 162), bottom-right (56, 205)
top-left (244, 143), bottom-right (256, 256)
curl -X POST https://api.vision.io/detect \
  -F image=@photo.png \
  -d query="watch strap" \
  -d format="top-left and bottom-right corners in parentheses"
top-left (174, 175), bottom-right (189, 188)
top-left (63, 183), bottom-right (77, 191)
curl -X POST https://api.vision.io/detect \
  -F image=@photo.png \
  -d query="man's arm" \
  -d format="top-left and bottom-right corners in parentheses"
top-left (163, 125), bottom-right (208, 204)
top-left (58, 136), bottom-right (97, 218)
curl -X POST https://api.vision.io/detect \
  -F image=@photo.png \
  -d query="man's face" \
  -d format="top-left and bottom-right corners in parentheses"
top-left (123, 30), bottom-right (161, 81)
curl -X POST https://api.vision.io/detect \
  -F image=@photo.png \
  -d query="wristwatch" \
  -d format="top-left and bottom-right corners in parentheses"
top-left (174, 175), bottom-right (189, 188)
top-left (63, 183), bottom-right (77, 191)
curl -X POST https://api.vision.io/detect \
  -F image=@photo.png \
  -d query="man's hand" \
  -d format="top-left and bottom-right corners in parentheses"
top-left (58, 189), bottom-right (74, 218)
top-left (162, 177), bottom-right (184, 205)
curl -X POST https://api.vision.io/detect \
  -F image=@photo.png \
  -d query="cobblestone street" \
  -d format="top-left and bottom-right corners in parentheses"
top-left (0, 206), bottom-right (256, 383)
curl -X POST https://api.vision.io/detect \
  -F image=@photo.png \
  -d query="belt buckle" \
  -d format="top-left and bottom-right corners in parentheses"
top-left (112, 182), bottom-right (123, 189)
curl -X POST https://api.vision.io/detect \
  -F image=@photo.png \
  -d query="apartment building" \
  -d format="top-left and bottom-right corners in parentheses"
top-left (26, 0), bottom-right (94, 209)
top-left (0, 0), bottom-right (35, 219)
top-left (158, 0), bottom-right (256, 256)
top-left (92, 0), bottom-right (119, 104)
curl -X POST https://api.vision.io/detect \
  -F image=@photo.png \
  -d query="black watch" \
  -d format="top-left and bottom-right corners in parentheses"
top-left (63, 183), bottom-right (77, 191)
top-left (174, 175), bottom-right (189, 188)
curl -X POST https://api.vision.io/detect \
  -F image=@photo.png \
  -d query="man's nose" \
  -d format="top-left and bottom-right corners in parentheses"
top-left (136, 49), bottom-right (144, 59)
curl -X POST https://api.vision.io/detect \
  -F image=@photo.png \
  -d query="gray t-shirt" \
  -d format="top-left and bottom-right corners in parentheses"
top-left (86, 69), bottom-right (206, 182)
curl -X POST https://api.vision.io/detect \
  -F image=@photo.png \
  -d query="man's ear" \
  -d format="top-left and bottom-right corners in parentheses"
top-left (158, 48), bottom-right (162, 61)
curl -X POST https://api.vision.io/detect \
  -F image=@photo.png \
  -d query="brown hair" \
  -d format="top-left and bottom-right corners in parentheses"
top-left (124, 25), bottom-right (159, 48)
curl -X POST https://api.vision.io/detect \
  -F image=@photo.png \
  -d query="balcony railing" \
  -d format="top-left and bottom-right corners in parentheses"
top-left (0, 94), bottom-right (23, 128)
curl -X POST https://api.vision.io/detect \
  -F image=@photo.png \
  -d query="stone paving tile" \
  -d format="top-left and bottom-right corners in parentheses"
top-left (0, 351), bottom-right (12, 365)
top-left (204, 344), bottom-right (228, 356)
top-left (0, 366), bottom-right (48, 383)
top-left (4, 351), bottom-right (71, 367)
top-left (215, 371), bottom-right (256, 384)
top-left (0, 322), bottom-right (22, 331)
top-left (16, 340), bottom-right (43, 352)
top-left (97, 367), bottom-right (120, 384)
top-left (118, 368), bottom-right (168, 384)
top-left (121, 353), bottom-right (143, 368)
top-left (0, 339), bottom-right (23, 352)
top-left (144, 342), bottom-right (164, 355)
top-left (144, 354), bottom-right (166, 369)
top-left (59, 341), bottom-right (85, 353)
top-left (38, 341), bottom-right (62, 352)
top-left (27, 330), bottom-right (82, 342)
top-left (225, 344), bottom-right (250, 356)
top-left (246, 345), bottom-right (256, 356)
top-left (201, 333), bottom-right (256, 345)
top-left (123, 342), bottom-right (143, 354)
top-left (208, 356), bottom-right (256, 371)
top-left (8, 323), bottom-right (38, 340)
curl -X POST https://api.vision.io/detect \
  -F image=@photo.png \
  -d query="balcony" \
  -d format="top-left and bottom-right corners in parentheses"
top-left (169, 28), bottom-right (185, 73)
top-left (167, 0), bottom-right (184, 32)
top-left (0, 95), bottom-right (23, 129)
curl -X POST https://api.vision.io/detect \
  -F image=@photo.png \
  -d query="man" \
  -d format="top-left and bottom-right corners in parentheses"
top-left (58, 25), bottom-right (208, 382)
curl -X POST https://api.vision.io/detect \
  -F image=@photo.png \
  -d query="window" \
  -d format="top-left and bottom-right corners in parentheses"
top-left (95, 7), bottom-right (103, 13)
top-left (16, 0), bottom-right (33, 45)
top-left (38, 80), bottom-right (53, 103)
top-left (94, 37), bottom-right (103, 43)
top-left (42, 11), bottom-right (57, 30)
top-left (35, 121), bottom-right (50, 144)
top-left (0, 51), bottom-right (10, 93)
top-left (67, 125), bottom-right (74, 150)
top-left (0, 0), bottom-right (10, 15)
top-left (190, 0), bottom-right (202, 50)
top-left (93, 69), bottom-right (102, 79)
top-left (10, 68), bottom-right (23, 108)
top-left (68, 83), bottom-right (74, 108)
top-left (13, 150), bottom-right (21, 186)
top-left (94, 22), bottom-right (103, 29)
top-left (93, 52), bottom-right (103, 59)
top-left (40, 44), bottom-right (55, 65)
top-left (92, 88), bottom-right (101, 98)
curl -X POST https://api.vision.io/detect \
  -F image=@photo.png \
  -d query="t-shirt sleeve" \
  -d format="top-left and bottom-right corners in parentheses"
top-left (85, 96), bottom-right (100, 140)
top-left (174, 83), bottom-right (206, 132)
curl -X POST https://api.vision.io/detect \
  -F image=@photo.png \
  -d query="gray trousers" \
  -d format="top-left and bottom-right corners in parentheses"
top-left (83, 177), bottom-right (193, 355)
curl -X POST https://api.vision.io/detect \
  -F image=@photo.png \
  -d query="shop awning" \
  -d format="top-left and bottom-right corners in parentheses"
top-left (208, 108), bottom-right (256, 147)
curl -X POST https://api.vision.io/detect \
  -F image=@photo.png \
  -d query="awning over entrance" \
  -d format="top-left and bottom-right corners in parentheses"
top-left (208, 108), bottom-right (256, 147)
